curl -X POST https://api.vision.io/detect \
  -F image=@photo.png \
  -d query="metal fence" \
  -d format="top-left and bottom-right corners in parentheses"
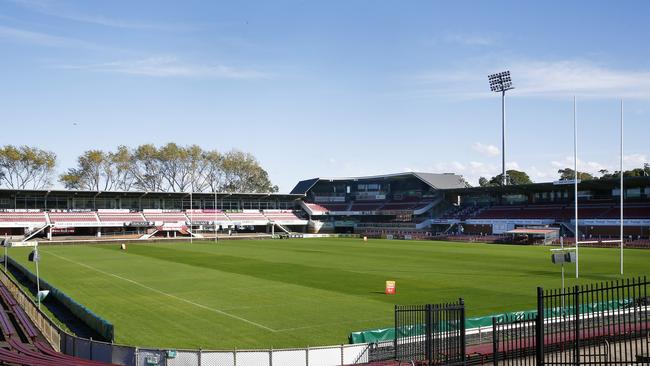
top-left (538, 276), bottom-right (649, 366)
top-left (492, 312), bottom-right (537, 366)
top-left (493, 276), bottom-right (649, 366)
top-left (395, 299), bottom-right (466, 366)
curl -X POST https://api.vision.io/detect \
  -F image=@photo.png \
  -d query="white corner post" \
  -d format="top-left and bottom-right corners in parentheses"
top-left (214, 190), bottom-right (219, 244)
top-left (35, 244), bottom-right (41, 310)
top-left (574, 96), bottom-right (579, 279)
top-left (620, 99), bottom-right (624, 275)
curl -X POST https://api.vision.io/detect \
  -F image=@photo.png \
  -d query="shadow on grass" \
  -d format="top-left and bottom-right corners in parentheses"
top-left (7, 264), bottom-right (107, 341)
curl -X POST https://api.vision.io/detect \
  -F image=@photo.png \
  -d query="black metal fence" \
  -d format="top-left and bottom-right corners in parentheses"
top-left (538, 276), bottom-right (649, 366)
top-left (493, 312), bottom-right (537, 366)
top-left (493, 276), bottom-right (649, 366)
top-left (395, 299), bottom-right (466, 366)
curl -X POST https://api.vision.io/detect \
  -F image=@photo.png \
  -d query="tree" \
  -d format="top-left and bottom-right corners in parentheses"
top-left (203, 150), bottom-right (224, 192)
top-left (0, 145), bottom-right (56, 189)
top-left (110, 145), bottom-right (136, 191)
top-left (130, 144), bottom-right (164, 192)
top-left (486, 170), bottom-right (533, 186)
top-left (478, 177), bottom-right (489, 187)
top-left (557, 168), bottom-right (593, 181)
top-left (598, 164), bottom-right (650, 180)
top-left (221, 150), bottom-right (278, 193)
top-left (60, 150), bottom-right (115, 191)
top-left (61, 144), bottom-right (278, 193)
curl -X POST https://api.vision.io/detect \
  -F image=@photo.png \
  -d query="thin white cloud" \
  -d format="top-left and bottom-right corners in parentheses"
top-left (59, 56), bottom-right (270, 79)
top-left (10, 0), bottom-right (192, 31)
top-left (0, 24), bottom-right (99, 49)
top-left (414, 58), bottom-right (650, 100)
top-left (471, 142), bottom-right (500, 157)
top-left (441, 32), bottom-right (497, 46)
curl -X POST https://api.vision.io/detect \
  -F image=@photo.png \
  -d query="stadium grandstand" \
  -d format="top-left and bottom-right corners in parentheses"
top-left (0, 189), bottom-right (307, 241)
top-left (291, 172), bottom-right (469, 236)
top-left (1, 174), bottom-right (649, 246)
top-left (292, 173), bottom-right (650, 246)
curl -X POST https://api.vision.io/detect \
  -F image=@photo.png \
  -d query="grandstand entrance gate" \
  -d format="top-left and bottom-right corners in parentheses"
top-left (395, 299), bottom-right (466, 366)
top-left (493, 277), bottom-right (649, 366)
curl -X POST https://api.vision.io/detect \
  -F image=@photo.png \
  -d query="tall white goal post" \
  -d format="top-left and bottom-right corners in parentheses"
top-left (573, 97), bottom-right (625, 278)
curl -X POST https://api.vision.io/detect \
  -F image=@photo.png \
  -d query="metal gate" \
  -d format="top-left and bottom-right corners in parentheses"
top-left (395, 299), bottom-right (466, 366)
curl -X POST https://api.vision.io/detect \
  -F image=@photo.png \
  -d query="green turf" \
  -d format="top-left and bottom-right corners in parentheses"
top-left (7, 238), bottom-right (650, 349)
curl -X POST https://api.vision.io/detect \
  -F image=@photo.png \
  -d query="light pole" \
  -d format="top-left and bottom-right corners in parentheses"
top-left (488, 71), bottom-right (514, 186)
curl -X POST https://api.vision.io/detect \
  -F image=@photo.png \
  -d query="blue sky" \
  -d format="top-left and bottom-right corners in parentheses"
top-left (1, 0), bottom-right (649, 192)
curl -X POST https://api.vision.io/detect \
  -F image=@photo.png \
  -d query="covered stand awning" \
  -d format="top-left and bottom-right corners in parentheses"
top-left (506, 227), bottom-right (560, 244)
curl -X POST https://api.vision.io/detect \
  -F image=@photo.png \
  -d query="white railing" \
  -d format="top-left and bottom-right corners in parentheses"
top-left (135, 343), bottom-right (370, 366)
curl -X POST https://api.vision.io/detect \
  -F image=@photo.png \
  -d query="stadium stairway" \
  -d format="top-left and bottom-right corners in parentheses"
top-left (271, 221), bottom-right (292, 234)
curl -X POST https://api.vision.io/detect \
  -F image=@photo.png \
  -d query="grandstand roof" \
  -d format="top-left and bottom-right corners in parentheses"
top-left (0, 188), bottom-right (304, 200)
top-left (290, 172), bottom-right (468, 194)
top-left (441, 176), bottom-right (650, 194)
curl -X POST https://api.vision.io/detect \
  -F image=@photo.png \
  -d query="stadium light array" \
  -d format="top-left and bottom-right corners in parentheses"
top-left (488, 70), bottom-right (514, 186)
top-left (488, 71), bottom-right (514, 92)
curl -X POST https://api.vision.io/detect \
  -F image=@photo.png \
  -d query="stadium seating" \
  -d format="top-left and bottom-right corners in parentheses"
top-left (48, 211), bottom-right (99, 224)
top-left (185, 210), bottom-right (230, 222)
top-left (225, 211), bottom-right (268, 222)
top-left (263, 210), bottom-right (304, 222)
top-left (464, 203), bottom-right (638, 220)
top-left (97, 211), bottom-right (147, 223)
top-left (350, 201), bottom-right (385, 211)
top-left (319, 203), bottom-right (349, 211)
top-left (0, 280), bottom-right (118, 366)
top-left (142, 211), bottom-right (188, 223)
top-left (0, 212), bottom-right (48, 224)
top-left (304, 203), bottom-right (328, 214)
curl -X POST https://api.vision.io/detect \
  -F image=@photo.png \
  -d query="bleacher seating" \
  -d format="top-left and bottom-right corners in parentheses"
top-left (305, 203), bottom-right (328, 214)
top-left (142, 211), bottom-right (188, 223)
top-left (264, 211), bottom-right (304, 222)
top-left (225, 211), bottom-right (268, 222)
top-left (0, 280), bottom-right (118, 366)
top-left (350, 201), bottom-right (384, 211)
top-left (0, 212), bottom-right (47, 224)
top-left (380, 202), bottom-right (417, 210)
top-left (48, 212), bottom-right (98, 224)
top-left (469, 203), bottom-right (631, 220)
top-left (185, 210), bottom-right (230, 222)
top-left (97, 211), bottom-right (146, 223)
top-left (319, 203), bottom-right (349, 211)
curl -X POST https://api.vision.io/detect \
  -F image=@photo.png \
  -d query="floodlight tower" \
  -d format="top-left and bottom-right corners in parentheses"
top-left (488, 71), bottom-right (514, 186)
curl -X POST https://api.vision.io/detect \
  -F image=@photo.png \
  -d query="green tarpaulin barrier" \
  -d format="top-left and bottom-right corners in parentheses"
top-left (349, 299), bottom-right (633, 344)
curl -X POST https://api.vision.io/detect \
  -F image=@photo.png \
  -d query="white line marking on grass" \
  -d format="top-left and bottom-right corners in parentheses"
top-left (45, 251), bottom-right (277, 332)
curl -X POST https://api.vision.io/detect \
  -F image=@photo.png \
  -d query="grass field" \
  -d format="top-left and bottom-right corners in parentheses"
top-left (8, 238), bottom-right (650, 350)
